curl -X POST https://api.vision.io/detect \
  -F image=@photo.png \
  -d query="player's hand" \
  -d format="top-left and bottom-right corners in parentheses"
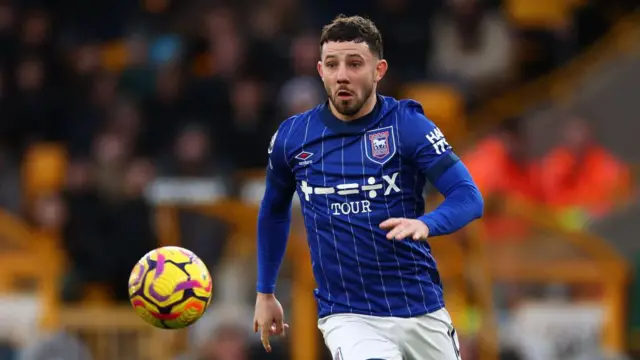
top-left (253, 292), bottom-right (289, 353)
top-left (380, 218), bottom-right (430, 241)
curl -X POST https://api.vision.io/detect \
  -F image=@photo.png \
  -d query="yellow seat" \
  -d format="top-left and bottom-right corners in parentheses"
top-left (503, 0), bottom-right (573, 30)
top-left (22, 143), bottom-right (68, 202)
top-left (0, 251), bottom-right (56, 292)
top-left (0, 210), bottom-right (63, 330)
top-left (57, 306), bottom-right (179, 360)
top-left (82, 284), bottom-right (114, 305)
top-left (0, 248), bottom-right (61, 330)
top-left (0, 208), bottom-right (33, 250)
top-left (400, 83), bottom-right (466, 145)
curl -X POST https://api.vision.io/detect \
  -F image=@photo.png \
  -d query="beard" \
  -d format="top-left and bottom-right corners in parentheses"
top-left (326, 82), bottom-right (375, 118)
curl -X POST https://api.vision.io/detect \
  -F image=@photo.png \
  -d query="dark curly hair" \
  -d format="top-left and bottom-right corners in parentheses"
top-left (319, 14), bottom-right (383, 59)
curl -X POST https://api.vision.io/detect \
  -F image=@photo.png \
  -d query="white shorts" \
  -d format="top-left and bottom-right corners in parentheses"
top-left (318, 308), bottom-right (461, 360)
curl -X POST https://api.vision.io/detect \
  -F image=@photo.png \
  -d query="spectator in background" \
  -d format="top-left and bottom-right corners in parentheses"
top-left (159, 124), bottom-right (223, 177)
top-left (243, 5), bottom-right (289, 84)
top-left (156, 124), bottom-right (231, 272)
top-left (540, 115), bottom-right (632, 224)
top-left (287, 31), bottom-right (318, 80)
top-left (276, 31), bottom-right (324, 117)
top-left (430, 0), bottom-right (513, 102)
top-left (278, 76), bottom-right (324, 118)
top-left (62, 142), bottom-right (157, 302)
top-left (105, 157), bottom-right (157, 301)
top-left (228, 77), bottom-right (274, 170)
top-left (203, 6), bottom-right (245, 81)
top-left (60, 157), bottom-right (107, 302)
top-left (65, 70), bottom-right (119, 155)
top-left (92, 131), bottom-right (131, 201)
top-left (465, 118), bottom-right (541, 204)
top-left (142, 62), bottom-right (188, 157)
top-left (463, 118), bottom-right (541, 239)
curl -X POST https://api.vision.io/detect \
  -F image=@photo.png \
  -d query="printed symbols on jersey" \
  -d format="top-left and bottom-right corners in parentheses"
top-left (425, 128), bottom-right (451, 155)
top-left (299, 172), bottom-right (401, 216)
top-left (300, 173), bottom-right (399, 201)
top-left (364, 126), bottom-right (396, 165)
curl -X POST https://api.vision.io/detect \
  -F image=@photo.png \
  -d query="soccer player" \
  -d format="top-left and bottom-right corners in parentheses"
top-left (253, 15), bottom-right (484, 360)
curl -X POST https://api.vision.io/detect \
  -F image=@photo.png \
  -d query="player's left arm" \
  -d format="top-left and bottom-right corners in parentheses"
top-left (382, 102), bottom-right (484, 240)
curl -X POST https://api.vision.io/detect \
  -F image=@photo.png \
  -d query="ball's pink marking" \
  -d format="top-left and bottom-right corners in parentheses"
top-left (175, 280), bottom-right (201, 291)
top-left (147, 250), bottom-right (210, 302)
top-left (155, 253), bottom-right (166, 279)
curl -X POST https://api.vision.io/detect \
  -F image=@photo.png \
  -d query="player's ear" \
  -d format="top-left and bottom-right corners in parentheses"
top-left (375, 59), bottom-right (388, 82)
top-left (317, 61), bottom-right (324, 79)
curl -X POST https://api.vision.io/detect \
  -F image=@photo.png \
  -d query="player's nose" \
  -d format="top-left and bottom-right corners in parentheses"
top-left (336, 64), bottom-right (349, 82)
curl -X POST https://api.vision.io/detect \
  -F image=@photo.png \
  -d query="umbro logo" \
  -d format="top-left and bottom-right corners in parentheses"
top-left (295, 151), bottom-right (313, 160)
top-left (295, 151), bottom-right (314, 166)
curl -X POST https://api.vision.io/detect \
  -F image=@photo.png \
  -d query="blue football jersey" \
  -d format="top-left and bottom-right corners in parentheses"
top-left (267, 95), bottom-right (458, 318)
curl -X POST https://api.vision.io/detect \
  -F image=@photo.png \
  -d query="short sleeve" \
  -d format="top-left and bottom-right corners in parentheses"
top-left (402, 101), bottom-right (460, 183)
top-left (266, 123), bottom-right (296, 189)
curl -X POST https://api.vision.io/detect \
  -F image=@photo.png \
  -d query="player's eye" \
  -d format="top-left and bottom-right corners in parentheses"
top-left (350, 62), bottom-right (362, 68)
top-left (325, 63), bottom-right (337, 69)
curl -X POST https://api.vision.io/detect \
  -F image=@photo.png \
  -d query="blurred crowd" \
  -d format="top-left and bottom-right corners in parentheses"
top-left (0, 0), bottom-right (637, 359)
top-left (464, 115), bottom-right (633, 238)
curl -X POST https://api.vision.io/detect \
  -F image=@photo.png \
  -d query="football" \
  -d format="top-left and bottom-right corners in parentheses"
top-left (128, 246), bottom-right (213, 329)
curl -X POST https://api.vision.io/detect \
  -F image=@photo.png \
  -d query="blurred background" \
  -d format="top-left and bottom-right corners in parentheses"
top-left (0, 0), bottom-right (639, 359)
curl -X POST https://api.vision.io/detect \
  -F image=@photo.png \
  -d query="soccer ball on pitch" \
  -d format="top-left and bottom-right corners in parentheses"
top-left (128, 246), bottom-right (213, 329)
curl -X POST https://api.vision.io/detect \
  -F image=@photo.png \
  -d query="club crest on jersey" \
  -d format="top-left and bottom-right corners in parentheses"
top-left (364, 126), bottom-right (396, 165)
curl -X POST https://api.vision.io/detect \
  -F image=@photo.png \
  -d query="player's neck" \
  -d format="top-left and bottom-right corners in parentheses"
top-left (331, 93), bottom-right (378, 122)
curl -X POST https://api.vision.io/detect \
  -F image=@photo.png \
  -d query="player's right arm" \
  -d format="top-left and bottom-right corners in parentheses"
top-left (255, 121), bottom-right (296, 351)
top-left (256, 123), bottom-right (297, 295)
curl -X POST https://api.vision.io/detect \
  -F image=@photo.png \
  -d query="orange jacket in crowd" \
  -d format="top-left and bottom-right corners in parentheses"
top-left (539, 143), bottom-right (633, 218)
top-left (464, 136), bottom-right (633, 240)
top-left (463, 136), bottom-right (542, 241)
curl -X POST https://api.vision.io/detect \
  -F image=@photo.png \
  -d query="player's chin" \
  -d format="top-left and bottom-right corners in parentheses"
top-left (334, 101), bottom-right (359, 116)
top-left (333, 96), bottom-right (352, 106)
